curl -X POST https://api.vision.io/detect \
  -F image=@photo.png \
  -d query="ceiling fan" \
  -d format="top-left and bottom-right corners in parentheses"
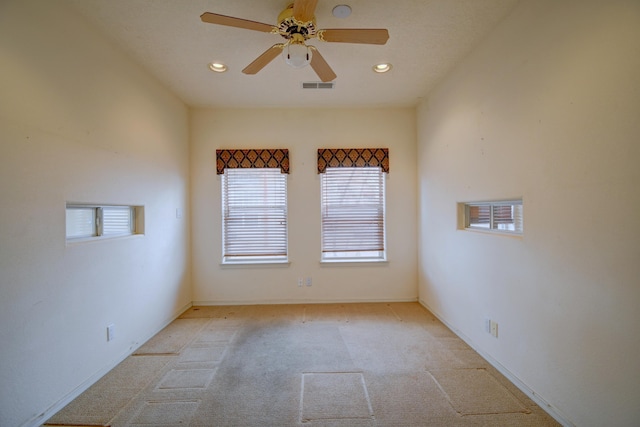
top-left (200, 0), bottom-right (389, 82)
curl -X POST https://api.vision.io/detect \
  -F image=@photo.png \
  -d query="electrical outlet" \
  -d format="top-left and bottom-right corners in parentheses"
top-left (107, 324), bottom-right (115, 341)
top-left (306, 277), bottom-right (312, 287)
top-left (297, 277), bottom-right (303, 287)
top-left (485, 318), bottom-right (491, 334)
top-left (490, 320), bottom-right (498, 338)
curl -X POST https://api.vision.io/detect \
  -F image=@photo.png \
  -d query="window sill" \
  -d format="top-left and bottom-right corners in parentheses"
top-left (220, 261), bottom-right (290, 268)
top-left (66, 233), bottom-right (144, 246)
top-left (459, 228), bottom-right (523, 238)
top-left (320, 259), bottom-right (388, 267)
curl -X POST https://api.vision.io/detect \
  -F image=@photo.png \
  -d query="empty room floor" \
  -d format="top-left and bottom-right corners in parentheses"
top-left (45, 302), bottom-right (559, 426)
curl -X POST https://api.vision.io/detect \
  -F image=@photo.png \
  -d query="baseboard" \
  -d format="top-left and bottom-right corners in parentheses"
top-left (29, 300), bottom-right (193, 427)
top-left (192, 297), bottom-right (418, 306)
top-left (418, 299), bottom-right (574, 427)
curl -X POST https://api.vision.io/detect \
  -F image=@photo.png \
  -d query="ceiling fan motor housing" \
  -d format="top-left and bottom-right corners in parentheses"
top-left (277, 4), bottom-right (317, 40)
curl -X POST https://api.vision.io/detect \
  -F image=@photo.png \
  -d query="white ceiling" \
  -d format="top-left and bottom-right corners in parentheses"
top-left (67, 0), bottom-right (519, 108)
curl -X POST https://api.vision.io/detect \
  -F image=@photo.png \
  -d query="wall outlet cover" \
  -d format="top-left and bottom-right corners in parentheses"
top-left (490, 320), bottom-right (498, 338)
top-left (107, 324), bottom-right (115, 341)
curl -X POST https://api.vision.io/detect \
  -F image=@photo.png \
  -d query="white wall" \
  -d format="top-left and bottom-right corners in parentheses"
top-left (191, 108), bottom-right (417, 304)
top-left (0, 1), bottom-right (191, 426)
top-left (417, 1), bottom-right (640, 426)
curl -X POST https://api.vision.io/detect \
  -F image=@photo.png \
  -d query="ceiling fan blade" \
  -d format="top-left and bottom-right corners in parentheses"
top-left (293, 0), bottom-right (318, 22)
top-left (242, 44), bottom-right (284, 75)
top-left (200, 12), bottom-right (275, 33)
top-left (320, 28), bottom-right (389, 45)
top-left (310, 48), bottom-right (337, 82)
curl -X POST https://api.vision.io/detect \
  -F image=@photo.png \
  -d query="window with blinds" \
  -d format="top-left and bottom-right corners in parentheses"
top-left (221, 168), bottom-right (288, 264)
top-left (320, 167), bottom-right (386, 262)
top-left (464, 200), bottom-right (523, 234)
top-left (66, 204), bottom-right (141, 241)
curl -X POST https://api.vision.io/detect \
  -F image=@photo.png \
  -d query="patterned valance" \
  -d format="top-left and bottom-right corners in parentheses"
top-left (216, 149), bottom-right (289, 174)
top-left (317, 148), bottom-right (389, 174)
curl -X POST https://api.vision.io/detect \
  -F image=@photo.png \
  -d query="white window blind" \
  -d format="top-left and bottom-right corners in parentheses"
top-left (66, 204), bottom-right (139, 241)
top-left (465, 200), bottom-right (523, 234)
top-left (66, 207), bottom-right (97, 239)
top-left (102, 206), bottom-right (134, 236)
top-left (320, 167), bottom-right (386, 261)
top-left (222, 168), bottom-right (288, 263)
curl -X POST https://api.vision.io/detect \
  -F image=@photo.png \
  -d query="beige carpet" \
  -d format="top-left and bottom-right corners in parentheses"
top-left (44, 303), bottom-right (559, 427)
top-left (133, 318), bottom-right (210, 355)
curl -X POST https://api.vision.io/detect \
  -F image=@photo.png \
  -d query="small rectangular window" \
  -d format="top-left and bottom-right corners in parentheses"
top-left (66, 207), bottom-right (97, 239)
top-left (66, 204), bottom-right (142, 241)
top-left (102, 206), bottom-right (135, 236)
top-left (221, 168), bottom-right (288, 264)
top-left (320, 167), bottom-right (386, 262)
top-left (463, 200), bottom-right (523, 234)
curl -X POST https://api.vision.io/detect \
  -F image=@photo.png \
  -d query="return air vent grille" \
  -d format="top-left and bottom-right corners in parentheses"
top-left (302, 82), bottom-right (335, 90)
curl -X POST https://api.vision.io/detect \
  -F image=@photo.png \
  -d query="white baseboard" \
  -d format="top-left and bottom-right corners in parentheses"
top-left (28, 301), bottom-right (193, 427)
top-left (192, 297), bottom-right (418, 306)
top-left (418, 299), bottom-right (574, 427)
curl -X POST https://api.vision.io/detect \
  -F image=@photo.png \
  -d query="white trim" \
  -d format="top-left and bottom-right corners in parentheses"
top-left (458, 228), bottom-right (524, 239)
top-left (418, 299), bottom-right (574, 427)
top-left (65, 233), bottom-right (145, 246)
top-left (319, 260), bottom-right (389, 267)
top-left (27, 301), bottom-right (193, 427)
top-left (320, 259), bottom-right (388, 266)
top-left (220, 261), bottom-right (291, 268)
top-left (192, 297), bottom-right (418, 306)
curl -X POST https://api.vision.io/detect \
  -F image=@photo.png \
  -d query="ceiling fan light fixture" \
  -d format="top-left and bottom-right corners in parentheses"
top-left (373, 63), bottom-right (392, 73)
top-left (208, 62), bottom-right (228, 73)
top-left (283, 42), bottom-right (312, 69)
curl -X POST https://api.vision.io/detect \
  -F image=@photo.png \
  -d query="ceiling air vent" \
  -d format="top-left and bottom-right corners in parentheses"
top-left (302, 82), bottom-right (335, 90)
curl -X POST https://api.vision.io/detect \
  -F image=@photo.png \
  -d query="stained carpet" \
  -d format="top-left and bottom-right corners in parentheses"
top-left (44, 303), bottom-right (559, 427)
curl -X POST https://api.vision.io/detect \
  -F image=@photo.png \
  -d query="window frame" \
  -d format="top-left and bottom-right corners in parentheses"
top-left (320, 166), bottom-right (387, 263)
top-left (65, 204), bottom-right (143, 242)
top-left (461, 199), bottom-right (523, 235)
top-left (221, 167), bottom-right (289, 265)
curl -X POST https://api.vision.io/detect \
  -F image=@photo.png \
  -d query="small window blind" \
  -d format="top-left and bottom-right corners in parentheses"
top-left (321, 167), bottom-right (385, 261)
top-left (66, 204), bottom-right (140, 241)
top-left (66, 207), bottom-right (97, 239)
top-left (468, 205), bottom-right (491, 229)
top-left (222, 168), bottom-right (288, 263)
top-left (102, 206), bottom-right (134, 236)
top-left (465, 200), bottom-right (523, 234)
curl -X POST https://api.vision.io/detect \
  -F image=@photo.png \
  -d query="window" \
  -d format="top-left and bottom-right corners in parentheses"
top-left (463, 200), bottom-right (523, 234)
top-left (221, 168), bottom-right (288, 264)
top-left (66, 204), bottom-right (142, 241)
top-left (320, 167), bottom-right (386, 262)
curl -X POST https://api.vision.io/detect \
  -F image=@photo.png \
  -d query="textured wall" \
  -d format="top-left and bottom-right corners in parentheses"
top-left (190, 107), bottom-right (418, 305)
top-left (0, 1), bottom-right (191, 426)
top-left (417, 1), bottom-right (640, 425)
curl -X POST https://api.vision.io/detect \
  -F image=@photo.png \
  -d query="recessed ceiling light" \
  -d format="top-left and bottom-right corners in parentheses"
top-left (208, 62), bottom-right (227, 73)
top-left (373, 63), bottom-right (392, 73)
top-left (332, 5), bottom-right (352, 18)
